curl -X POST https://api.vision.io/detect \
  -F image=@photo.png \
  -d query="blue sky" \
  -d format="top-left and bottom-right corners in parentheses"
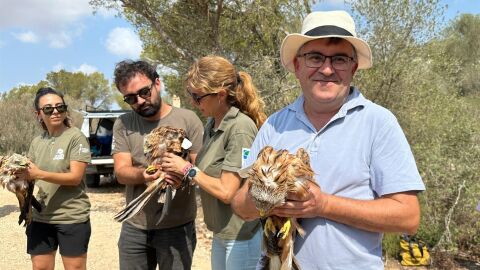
top-left (0, 0), bottom-right (478, 94)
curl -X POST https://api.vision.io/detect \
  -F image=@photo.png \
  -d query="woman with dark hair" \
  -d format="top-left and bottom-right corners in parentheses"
top-left (161, 55), bottom-right (266, 270)
top-left (18, 87), bottom-right (91, 270)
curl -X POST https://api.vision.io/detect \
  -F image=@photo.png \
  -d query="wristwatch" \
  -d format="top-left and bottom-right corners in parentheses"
top-left (187, 166), bottom-right (200, 179)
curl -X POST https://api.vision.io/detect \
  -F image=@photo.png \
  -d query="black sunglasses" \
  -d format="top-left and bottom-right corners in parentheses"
top-left (123, 83), bottom-right (154, 105)
top-left (188, 91), bottom-right (217, 105)
top-left (40, 104), bottom-right (68, 115)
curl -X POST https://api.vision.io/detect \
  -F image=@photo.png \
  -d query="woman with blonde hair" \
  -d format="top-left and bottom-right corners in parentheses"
top-left (162, 55), bottom-right (266, 269)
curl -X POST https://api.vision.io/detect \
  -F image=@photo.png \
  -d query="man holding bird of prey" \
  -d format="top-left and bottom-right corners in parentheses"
top-left (232, 11), bottom-right (425, 269)
top-left (112, 60), bottom-right (203, 270)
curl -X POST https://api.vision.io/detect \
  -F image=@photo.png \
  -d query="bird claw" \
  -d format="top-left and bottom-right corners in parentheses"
top-left (146, 165), bottom-right (158, 175)
top-left (264, 217), bottom-right (276, 237)
top-left (277, 218), bottom-right (291, 240)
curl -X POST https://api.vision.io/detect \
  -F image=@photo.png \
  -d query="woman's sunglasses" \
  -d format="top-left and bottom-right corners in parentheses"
top-left (188, 91), bottom-right (217, 105)
top-left (40, 104), bottom-right (68, 115)
top-left (123, 84), bottom-right (153, 105)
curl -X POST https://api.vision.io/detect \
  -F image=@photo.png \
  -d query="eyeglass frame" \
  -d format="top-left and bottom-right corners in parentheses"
top-left (39, 104), bottom-right (68, 115)
top-left (123, 83), bottom-right (154, 105)
top-left (187, 90), bottom-right (217, 105)
top-left (296, 52), bottom-right (355, 71)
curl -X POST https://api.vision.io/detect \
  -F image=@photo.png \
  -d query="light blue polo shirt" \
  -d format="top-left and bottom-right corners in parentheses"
top-left (245, 87), bottom-right (425, 269)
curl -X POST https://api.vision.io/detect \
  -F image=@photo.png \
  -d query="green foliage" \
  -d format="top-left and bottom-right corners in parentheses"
top-left (1, 81), bottom-right (49, 101)
top-left (0, 93), bottom-right (84, 154)
top-left (382, 233), bottom-right (402, 259)
top-left (2, 70), bottom-right (114, 110)
top-left (351, 0), bottom-right (479, 257)
top-left (0, 93), bottom-right (40, 154)
top-left (437, 14), bottom-right (480, 96)
top-left (351, 0), bottom-right (445, 108)
top-left (89, 0), bottom-right (312, 113)
top-left (113, 92), bottom-right (132, 110)
top-left (46, 70), bottom-right (114, 109)
top-left (81, 72), bottom-right (113, 109)
top-left (403, 73), bottom-right (480, 252)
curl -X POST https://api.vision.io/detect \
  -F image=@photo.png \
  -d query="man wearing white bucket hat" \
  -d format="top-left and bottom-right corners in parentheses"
top-left (232, 10), bottom-right (425, 269)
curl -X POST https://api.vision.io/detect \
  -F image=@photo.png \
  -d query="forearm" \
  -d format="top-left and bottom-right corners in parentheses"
top-left (34, 170), bottom-right (83, 186)
top-left (194, 171), bottom-right (239, 204)
top-left (29, 161), bottom-right (87, 186)
top-left (231, 181), bottom-right (260, 221)
top-left (115, 166), bottom-right (146, 185)
top-left (319, 192), bottom-right (420, 234)
top-left (113, 152), bottom-right (147, 185)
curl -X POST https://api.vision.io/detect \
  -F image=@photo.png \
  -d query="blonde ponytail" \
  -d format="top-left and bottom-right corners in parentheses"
top-left (186, 55), bottom-right (266, 128)
top-left (232, 71), bottom-right (266, 128)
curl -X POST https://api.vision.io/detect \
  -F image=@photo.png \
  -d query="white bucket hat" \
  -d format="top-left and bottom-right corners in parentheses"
top-left (280, 10), bottom-right (372, 72)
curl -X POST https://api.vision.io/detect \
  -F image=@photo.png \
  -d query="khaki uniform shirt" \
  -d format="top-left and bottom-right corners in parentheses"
top-left (112, 107), bottom-right (203, 230)
top-left (196, 106), bottom-right (260, 240)
top-left (28, 127), bottom-right (91, 224)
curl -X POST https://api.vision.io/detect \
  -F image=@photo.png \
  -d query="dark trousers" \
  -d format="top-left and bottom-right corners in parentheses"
top-left (118, 221), bottom-right (196, 270)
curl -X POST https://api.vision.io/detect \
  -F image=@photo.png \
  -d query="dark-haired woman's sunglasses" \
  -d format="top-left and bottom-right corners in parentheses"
top-left (40, 104), bottom-right (68, 115)
top-left (123, 84), bottom-right (153, 105)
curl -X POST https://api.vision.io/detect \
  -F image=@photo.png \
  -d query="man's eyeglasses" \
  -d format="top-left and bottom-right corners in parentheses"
top-left (188, 91), bottom-right (217, 105)
top-left (40, 104), bottom-right (68, 115)
top-left (297, 52), bottom-right (355, 71)
top-left (123, 83), bottom-right (154, 105)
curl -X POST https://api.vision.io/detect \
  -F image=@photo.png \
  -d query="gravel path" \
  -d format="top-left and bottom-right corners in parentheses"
top-left (0, 179), bottom-right (211, 270)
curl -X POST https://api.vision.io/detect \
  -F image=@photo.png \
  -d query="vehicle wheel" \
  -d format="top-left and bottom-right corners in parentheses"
top-left (86, 174), bottom-right (100, 188)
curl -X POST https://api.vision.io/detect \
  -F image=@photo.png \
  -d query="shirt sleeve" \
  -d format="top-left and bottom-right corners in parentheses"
top-left (27, 137), bottom-right (37, 162)
top-left (242, 117), bottom-right (273, 169)
top-left (69, 131), bottom-right (91, 163)
top-left (370, 117), bottom-right (425, 196)
top-left (185, 112), bottom-right (204, 154)
top-left (111, 117), bottom-right (130, 154)
top-left (222, 128), bottom-right (256, 172)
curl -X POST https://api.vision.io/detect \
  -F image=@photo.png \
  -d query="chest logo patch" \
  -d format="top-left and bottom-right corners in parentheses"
top-left (53, 148), bottom-right (65, 160)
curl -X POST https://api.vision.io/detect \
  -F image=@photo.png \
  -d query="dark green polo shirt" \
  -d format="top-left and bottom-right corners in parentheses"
top-left (112, 107), bottom-right (204, 230)
top-left (196, 106), bottom-right (261, 240)
top-left (28, 127), bottom-right (91, 224)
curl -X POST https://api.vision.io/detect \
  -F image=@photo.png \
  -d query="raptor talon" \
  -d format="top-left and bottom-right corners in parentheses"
top-left (146, 165), bottom-right (158, 175)
top-left (264, 217), bottom-right (276, 237)
top-left (278, 218), bottom-right (291, 239)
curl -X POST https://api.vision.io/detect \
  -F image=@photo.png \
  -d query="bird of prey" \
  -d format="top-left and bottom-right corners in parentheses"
top-left (0, 153), bottom-right (42, 226)
top-left (114, 126), bottom-right (192, 224)
top-left (241, 146), bottom-right (317, 270)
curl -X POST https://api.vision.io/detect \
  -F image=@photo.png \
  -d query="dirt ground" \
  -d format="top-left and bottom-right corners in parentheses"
top-left (1, 178), bottom-right (478, 270)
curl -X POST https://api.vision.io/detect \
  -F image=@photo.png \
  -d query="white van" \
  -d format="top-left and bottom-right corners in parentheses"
top-left (78, 110), bottom-right (129, 187)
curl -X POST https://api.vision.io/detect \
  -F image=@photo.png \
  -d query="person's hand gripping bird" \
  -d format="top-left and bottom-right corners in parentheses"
top-left (114, 126), bottom-right (192, 224)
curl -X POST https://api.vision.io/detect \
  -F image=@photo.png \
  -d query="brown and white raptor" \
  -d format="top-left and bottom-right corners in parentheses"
top-left (242, 146), bottom-right (317, 270)
top-left (113, 126), bottom-right (191, 224)
top-left (0, 153), bottom-right (42, 226)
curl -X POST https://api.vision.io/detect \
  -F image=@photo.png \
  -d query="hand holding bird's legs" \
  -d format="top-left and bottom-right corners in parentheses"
top-left (273, 182), bottom-right (326, 219)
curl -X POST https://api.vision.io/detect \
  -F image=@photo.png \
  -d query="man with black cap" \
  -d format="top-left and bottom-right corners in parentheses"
top-left (232, 11), bottom-right (425, 269)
